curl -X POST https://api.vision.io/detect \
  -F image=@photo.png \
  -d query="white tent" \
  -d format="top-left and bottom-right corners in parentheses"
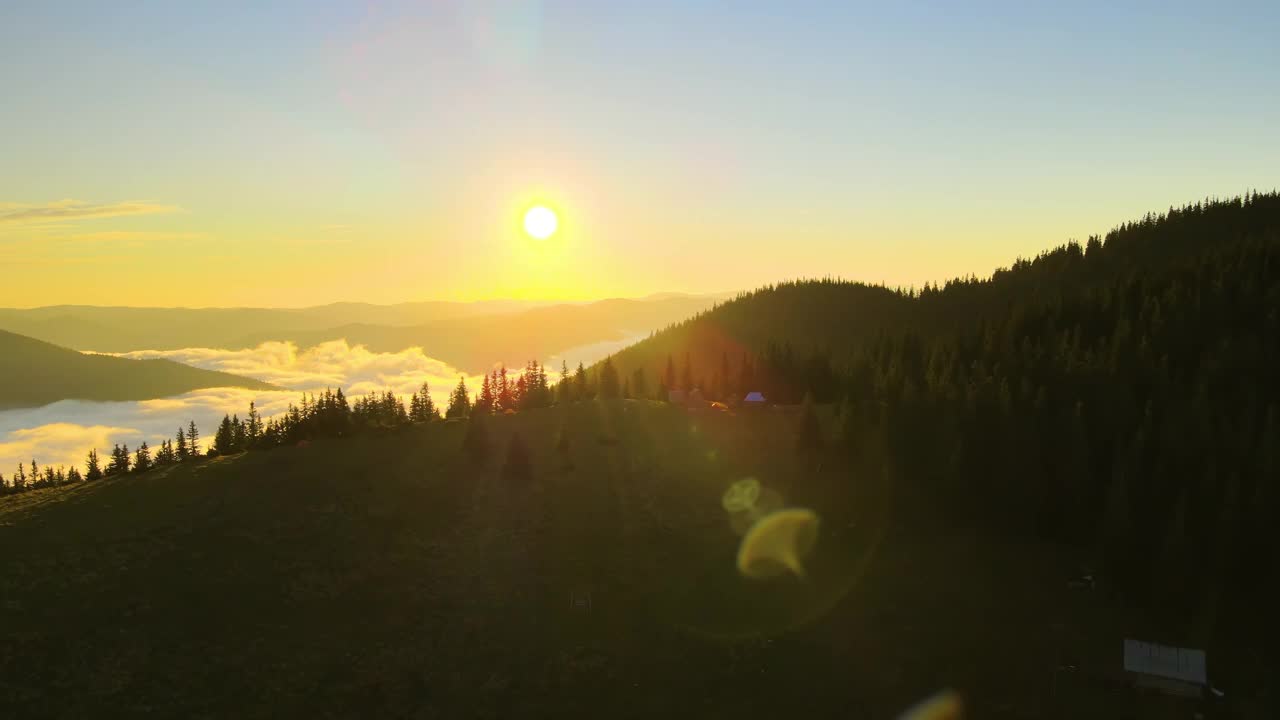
top-left (743, 391), bottom-right (766, 403)
top-left (1123, 639), bottom-right (1206, 697)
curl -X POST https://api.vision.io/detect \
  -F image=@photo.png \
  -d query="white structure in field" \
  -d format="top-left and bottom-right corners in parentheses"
top-left (1122, 639), bottom-right (1206, 697)
top-left (743, 391), bottom-right (766, 404)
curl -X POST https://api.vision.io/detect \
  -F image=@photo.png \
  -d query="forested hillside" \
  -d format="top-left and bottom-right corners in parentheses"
top-left (0, 330), bottom-right (276, 409)
top-left (593, 192), bottom-right (1280, 654)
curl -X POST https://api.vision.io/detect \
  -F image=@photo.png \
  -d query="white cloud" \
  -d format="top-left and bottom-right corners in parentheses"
top-left (108, 340), bottom-right (479, 397)
top-left (1, 341), bottom-right (484, 476)
top-left (0, 423), bottom-right (135, 475)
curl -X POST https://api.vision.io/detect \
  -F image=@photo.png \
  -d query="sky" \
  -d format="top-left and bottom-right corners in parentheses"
top-left (2, 0), bottom-right (1278, 308)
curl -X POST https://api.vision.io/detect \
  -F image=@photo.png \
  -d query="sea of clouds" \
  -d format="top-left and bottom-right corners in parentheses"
top-left (0, 333), bottom-right (648, 477)
top-left (0, 341), bottom-right (492, 476)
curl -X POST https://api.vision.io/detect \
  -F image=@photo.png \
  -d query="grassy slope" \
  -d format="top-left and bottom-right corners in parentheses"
top-left (0, 329), bottom-right (276, 409)
top-left (0, 402), bottom-right (1157, 719)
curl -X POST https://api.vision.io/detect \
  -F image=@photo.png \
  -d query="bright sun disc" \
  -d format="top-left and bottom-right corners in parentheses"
top-left (524, 206), bottom-right (558, 240)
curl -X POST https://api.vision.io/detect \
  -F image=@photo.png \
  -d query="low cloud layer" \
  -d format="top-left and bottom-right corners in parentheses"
top-left (1, 341), bottom-right (486, 477)
top-left (110, 340), bottom-right (483, 398)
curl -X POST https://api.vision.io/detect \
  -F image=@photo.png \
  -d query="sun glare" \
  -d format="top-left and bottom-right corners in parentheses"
top-left (523, 205), bottom-right (558, 240)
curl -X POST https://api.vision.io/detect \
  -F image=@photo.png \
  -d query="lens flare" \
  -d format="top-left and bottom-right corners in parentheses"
top-left (736, 508), bottom-right (820, 579)
top-left (721, 477), bottom-right (761, 513)
top-left (898, 691), bottom-right (964, 720)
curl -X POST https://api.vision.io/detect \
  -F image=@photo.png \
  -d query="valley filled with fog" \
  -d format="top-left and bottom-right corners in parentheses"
top-left (0, 335), bottom-right (640, 473)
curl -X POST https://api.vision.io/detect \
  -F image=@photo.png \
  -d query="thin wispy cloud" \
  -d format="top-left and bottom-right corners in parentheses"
top-left (0, 200), bottom-right (179, 226)
top-left (56, 230), bottom-right (204, 243)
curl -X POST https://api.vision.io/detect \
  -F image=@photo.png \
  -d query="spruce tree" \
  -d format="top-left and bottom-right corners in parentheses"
top-left (419, 381), bottom-right (438, 420)
top-left (85, 449), bottom-right (103, 481)
top-left (232, 414), bottom-right (246, 451)
top-left (154, 440), bottom-right (171, 466)
top-left (214, 415), bottom-right (234, 454)
top-left (134, 442), bottom-right (152, 473)
top-left (599, 356), bottom-right (621, 398)
top-left (446, 376), bottom-right (471, 419)
top-left (246, 402), bottom-right (263, 446)
top-left (574, 362), bottom-right (589, 400)
top-left (514, 373), bottom-right (528, 409)
top-left (497, 366), bottom-right (514, 411)
top-left (107, 444), bottom-right (130, 475)
top-left (187, 421), bottom-right (201, 457)
top-left (559, 360), bottom-right (573, 403)
top-left (175, 427), bottom-right (188, 460)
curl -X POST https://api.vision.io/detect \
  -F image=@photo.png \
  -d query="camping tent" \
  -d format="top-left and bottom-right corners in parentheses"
top-left (743, 391), bottom-right (766, 404)
top-left (1123, 639), bottom-right (1206, 697)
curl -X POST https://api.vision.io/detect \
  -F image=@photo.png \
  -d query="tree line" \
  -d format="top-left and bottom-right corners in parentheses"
top-left (2, 420), bottom-right (205, 494)
top-left (1, 362), bottom-right (566, 496)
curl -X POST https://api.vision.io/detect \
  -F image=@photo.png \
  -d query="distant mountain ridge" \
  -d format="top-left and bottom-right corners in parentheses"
top-left (0, 294), bottom-right (726, 373)
top-left (0, 330), bottom-right (277, 410)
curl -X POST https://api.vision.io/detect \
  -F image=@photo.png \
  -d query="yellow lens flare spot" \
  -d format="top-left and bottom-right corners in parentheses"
top-left (898, 691), bottom-right (964, 720)
top-left (721, 477), bottom-right (761, 513)
top-left (523, 205), bottom-right (558, 240)
top-left (737, 508), bottom-right (820, 580)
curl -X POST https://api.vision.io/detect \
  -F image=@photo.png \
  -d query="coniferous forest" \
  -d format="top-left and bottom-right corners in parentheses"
top-left (590, 193), bottom-right (1280, 654)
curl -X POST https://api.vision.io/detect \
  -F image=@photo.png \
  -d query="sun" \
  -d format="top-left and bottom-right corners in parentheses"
top-left (523, 205), bottom-right (558, 240)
